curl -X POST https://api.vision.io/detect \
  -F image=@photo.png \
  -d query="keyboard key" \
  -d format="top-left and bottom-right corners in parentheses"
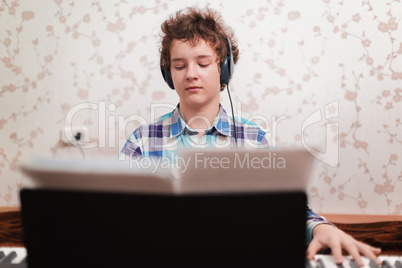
top-left (305, 258), bottom-right (314, 268)
top-left (349, 259), bottom-right (360, 268)
top-left (369, 259), bottom-right (380, 268)
top-left (317, 258), bottom-right (326, 268)
top-left (381, 259), bottom-right (393, 268)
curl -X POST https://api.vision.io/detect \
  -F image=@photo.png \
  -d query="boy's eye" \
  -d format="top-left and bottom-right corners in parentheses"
top-left (199, 64), bottom-right (210, 67)
top-left (174, 66), bottom-right (185, 70)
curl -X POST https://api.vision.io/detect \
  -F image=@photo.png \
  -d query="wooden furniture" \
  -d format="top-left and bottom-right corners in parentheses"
top-left (0, 207), bottom-right (23, 247)
top-left (321, 214), bottom-right (402, 223)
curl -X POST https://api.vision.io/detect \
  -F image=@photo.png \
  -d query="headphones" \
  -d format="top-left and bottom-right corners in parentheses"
top-left (161, 36), bottom-right (234, 90)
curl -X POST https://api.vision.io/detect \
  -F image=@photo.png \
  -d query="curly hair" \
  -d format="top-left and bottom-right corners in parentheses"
top-left (160, 7), bottom-right (239, 89)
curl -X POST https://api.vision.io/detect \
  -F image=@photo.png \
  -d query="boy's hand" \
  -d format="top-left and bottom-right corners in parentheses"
top-left (306, 224), bottom-right (382, 266)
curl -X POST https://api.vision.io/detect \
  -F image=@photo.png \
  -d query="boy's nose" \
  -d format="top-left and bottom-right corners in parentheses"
top-left (186, 64), bottom-right (198, 80)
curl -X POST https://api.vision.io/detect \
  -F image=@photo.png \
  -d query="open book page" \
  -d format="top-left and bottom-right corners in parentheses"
top-left (20, 149), bottom-right (313, 195)
top-left (20, 156), bottom-right (177, 194)
top-left (178, 149), bottom-right (313, 194)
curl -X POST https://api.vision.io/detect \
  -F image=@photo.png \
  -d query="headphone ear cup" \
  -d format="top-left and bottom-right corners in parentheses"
top-left (220, 56), bottom-right (231, 85)
top-left (161, 67), bottom-right (175, 90)
top-left (220, 36), bottom-right (234, 86)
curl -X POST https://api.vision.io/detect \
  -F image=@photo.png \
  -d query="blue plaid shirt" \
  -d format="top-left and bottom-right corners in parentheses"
top-left (120, 104), bottom-right (329, 243)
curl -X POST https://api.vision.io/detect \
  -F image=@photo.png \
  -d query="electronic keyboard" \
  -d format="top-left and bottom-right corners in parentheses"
top-left (0, 247), bottom-right (27, 267)
top-left (307, 254), bottom-right (402, 268)
top-left (0, 247), bottom-right (401, 268)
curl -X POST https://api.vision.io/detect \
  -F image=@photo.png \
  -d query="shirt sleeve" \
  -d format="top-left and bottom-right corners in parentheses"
top-left (306, 203), bottom-right (335, 244)
top-left (258, 130), bottom-right (271, 149)
top-left (119, 131), bottom-right (143, 160)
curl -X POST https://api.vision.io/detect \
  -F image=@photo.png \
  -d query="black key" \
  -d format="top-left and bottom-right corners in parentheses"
top-left (0, 251), bottom-right (5, 260)
top-left (0, 251), bottom-right (17, 264)
top-left (350, 259), bottom-right (360, 268)
top-left (395, 260), bottom-right (402, 268)
top-left (381, 259), bottom-right (393, 268)
top-left (317, 258), bottom-right (326, 268)
top-left (305, 258), bottom-right (313, 268)
top-left (369, 259), bottom-right (380, 268)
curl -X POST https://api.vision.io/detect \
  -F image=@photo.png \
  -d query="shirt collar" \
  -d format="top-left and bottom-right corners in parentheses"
top-left (170, 104), bottom-right (231, 138)
top-left (170, 104), bottom-right (186, 137)
top-left (213, 105), bottom-right (231, 136)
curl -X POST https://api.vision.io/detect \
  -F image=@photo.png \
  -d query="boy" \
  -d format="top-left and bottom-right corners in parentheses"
top-left (121, 7), bottom-right (381, 266)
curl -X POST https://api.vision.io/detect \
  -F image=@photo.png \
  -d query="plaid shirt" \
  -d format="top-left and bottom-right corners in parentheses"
top-left (120, 104), bottom-right (270, 160)
top-left (120, 104), bottom-right (329, 243)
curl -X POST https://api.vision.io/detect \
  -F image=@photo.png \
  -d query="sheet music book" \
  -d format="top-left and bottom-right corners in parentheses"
top-left (19, 149), bottom-right (313, 267)
top-left (20, 149), bottom-right (314, 195)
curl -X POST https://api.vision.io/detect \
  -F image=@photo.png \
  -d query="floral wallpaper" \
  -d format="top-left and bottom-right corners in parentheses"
top-left (0, 0), bottom-right (401, 214)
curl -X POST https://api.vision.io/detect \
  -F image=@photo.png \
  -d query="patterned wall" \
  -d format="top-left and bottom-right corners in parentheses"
top-left (0, 0), bottom-right (401, 214)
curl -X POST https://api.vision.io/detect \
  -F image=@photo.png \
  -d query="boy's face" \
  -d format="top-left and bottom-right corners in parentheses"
top-left (169, 39), bottom-right (221, 113)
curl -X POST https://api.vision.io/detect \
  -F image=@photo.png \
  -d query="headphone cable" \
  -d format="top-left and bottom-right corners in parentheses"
top-left (226, 82), bottom-right (238, 146)
top-left (74, 133), bottom-right (86, 161)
